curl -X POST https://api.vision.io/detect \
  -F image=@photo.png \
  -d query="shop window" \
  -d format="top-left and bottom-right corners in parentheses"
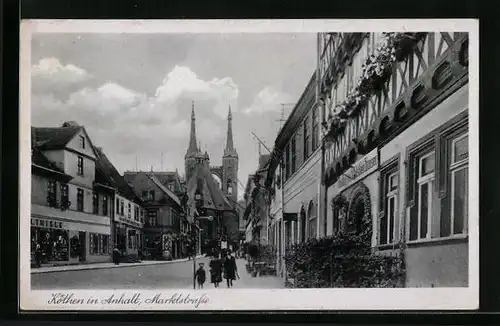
top-left (90, 233), bottom-right (99, 255)
top-left (380, 167), bottom-right (399, 245)
top-left (32, 228), bottom-right (69, 262)
top-left (47, 180), bottom-right (58, 207)
top-left (60, 183), bottom-right (70, 210)
top-left (101, 235), bottom-right (109, 255)
top-left (77, 188), bottom-right (84, 212)
top-left (128, 203), bottom-right (132, 219)
top-left (303, 116), bottom-right (310, 160)
top-left (102, 195), bottom-right (108, 216)
top-left (92, 192), bottom-right (99, 215)
top-left (134, 206), bottom-right (139, 221)
top-left (77, 156), bottom-right (84, 176)
top-left (120, 199), bottom-right (124, 216)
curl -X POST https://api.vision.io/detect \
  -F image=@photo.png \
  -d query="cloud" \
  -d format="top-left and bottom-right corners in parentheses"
top-left (242, 86), bottom-right (294, 115)
top-left (31, 58), bottom-right (92, 98)
top-left (31, 60), bottom-right (233, 178)
top-left (154, 65), bottom-right (238, 118)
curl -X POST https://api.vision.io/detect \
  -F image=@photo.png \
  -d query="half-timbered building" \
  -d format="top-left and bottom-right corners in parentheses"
top-left (318, 32), bottom-right (469, 287)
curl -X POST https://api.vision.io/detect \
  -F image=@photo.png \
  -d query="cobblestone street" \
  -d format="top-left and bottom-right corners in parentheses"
top-left (31, 258), bottom-right (285, 290)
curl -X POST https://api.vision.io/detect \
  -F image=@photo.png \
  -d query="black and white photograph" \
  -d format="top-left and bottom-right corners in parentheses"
top-left (19, 20), bottom-right (479, 311)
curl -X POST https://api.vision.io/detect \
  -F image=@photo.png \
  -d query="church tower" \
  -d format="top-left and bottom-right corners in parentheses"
top-left (222, 104), bottom-right (239, 203)
top-left (185, 101), bottom-right (201, 183)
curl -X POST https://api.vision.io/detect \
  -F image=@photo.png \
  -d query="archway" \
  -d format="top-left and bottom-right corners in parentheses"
top-left (299, 206), bottom-right (306, 243)
top-left (347, 182), bottom-right (372, 241)
top-left (307, 201), bottom-right (316, 239)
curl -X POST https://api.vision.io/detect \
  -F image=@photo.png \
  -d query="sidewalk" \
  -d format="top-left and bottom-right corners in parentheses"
top-left (31, 255), bottom-right (204, 274)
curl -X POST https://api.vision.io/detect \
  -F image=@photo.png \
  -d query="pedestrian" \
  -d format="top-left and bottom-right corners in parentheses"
top-left (194, 263), bottom-right (206, 289)
top-left (223, 251), bottom-right (238, 288)
top-left (112, 246), bottom-right (121, 265)
top-left (34, 243), bottom-right (43, 268)
top-left (209, 253), bottom-right (222, 288)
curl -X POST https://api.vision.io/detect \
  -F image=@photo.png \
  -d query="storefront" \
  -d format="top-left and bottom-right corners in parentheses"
top-left (324, 148), bottom-right (380, 247)
top-left (114, 217), bottom-right (143, 259)
top-left (30, 212), bottom-right (111, 265)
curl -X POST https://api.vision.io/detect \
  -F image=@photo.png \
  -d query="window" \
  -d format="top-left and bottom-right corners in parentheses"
top-left (134, 206), bottom-right (139, 221)
top-left (116, 198), bottom-right (120, 215)
top-left (417, 152), bottom-right (435, 240)
top-left (308, 203), bottom-right (317, 239)
top-left (291, 136), bottom-right (297, 174)
top-left (101, 235), bottom-right (109, 255)
top-left (60, 183), bottom-right (69, 209)
top-left (148, 210), bottom-right (158, 227)
top-left (380, 171), bottom-right (399, 245)
top-left (102, 195), bottom-right (108, 216)
top-left (449, 133), bottom-right (468, 235)
top-left (128, 203), bottom-right (132, 219)
top-left (312, 106), bottom-right (319, 151)
top-left (77, 188), bottom-right (84, 212)
top-left (92, 192), bottom-right (99, 215)
top-left (141, 190), bottom-right (149, 201)
top-left (149, 190), bottom-right (155, 201)
top-left (120, 199), bottom-right (124, 216)
top-left (47, 180), bottom-right (58, 207)
top-left (90, 233), bottom-right (99, 254)
top-left (284, 144), bottom-right (290, 180)
top-left (303, 117), bottom-right (310, 160)
top-left (140, 210), bottom-right (144, 223)
top-left (77, 156), bottom-right (84, 176)
top-left (79, 135), bottom-right (86, 149)
top-left (167, 183), bottom-right (174, 191)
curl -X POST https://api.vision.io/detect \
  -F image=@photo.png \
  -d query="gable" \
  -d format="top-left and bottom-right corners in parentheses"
top-left (66, 128), bottom-right (98, 159)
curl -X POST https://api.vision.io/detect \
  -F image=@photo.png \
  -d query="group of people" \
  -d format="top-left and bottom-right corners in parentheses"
top-left (194, 250), bottom-right (239, 289)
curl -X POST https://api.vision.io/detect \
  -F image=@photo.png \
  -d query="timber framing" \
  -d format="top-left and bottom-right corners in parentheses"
top-left (321, 33), bottom-right (469, 188)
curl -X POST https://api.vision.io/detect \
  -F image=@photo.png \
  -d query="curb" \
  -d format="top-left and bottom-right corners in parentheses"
top-left (31, 255), bottom-right (205, 274)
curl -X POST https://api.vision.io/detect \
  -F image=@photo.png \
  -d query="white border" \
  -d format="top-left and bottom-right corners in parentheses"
top-left (20, 19), bottom-right (479, 311)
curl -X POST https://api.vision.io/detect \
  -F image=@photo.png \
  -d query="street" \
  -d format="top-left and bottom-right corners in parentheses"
top-left (31, 258), bottom-right (285, 290)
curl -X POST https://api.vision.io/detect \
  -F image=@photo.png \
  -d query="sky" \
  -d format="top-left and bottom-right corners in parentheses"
top-left (31, 32), bottom-right (317, 199)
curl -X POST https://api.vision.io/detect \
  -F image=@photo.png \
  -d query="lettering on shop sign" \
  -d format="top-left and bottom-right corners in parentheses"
top-left (333, 149), bottom-right (379, 192)
top-left (31, 218), bottom-right (64, 229)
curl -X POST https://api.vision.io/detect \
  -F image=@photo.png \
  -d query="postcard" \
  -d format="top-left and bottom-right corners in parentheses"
top-left (19, 19), bottom-right (479, 311)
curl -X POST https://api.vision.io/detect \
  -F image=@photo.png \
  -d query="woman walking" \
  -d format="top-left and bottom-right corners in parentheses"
top-left (209, 252), bottom-right (222, 288)
top-left (223, 251), bottom-right (238, 288)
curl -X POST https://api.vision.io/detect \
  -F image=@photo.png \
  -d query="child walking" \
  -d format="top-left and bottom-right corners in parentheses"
top-left (194, 263), bottom-right (206, 289)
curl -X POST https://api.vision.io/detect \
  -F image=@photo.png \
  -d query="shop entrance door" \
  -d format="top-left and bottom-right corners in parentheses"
top-left (79, 231), bottom-right (86, 262)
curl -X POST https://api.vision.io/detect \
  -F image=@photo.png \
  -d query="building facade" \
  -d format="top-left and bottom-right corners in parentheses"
top-left (31, 122), bottom-right (112, 265)
top-left (318, 32), bottom-right (469, 287)
top-left (124, 171), bottom-right (185, 260)
top-left (265, 72), bottom-right (322, 278)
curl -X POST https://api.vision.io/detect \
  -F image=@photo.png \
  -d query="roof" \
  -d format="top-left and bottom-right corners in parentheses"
top-left (32, 126), bottom-right (82, 150)
top-left (31, 147), bottom-right (64, 173)
top-left (145, 172), bottom-right (181, 207)
top-left (186, 163), bottom-right (234, 212)
top-left (94, 147), bottom-right (138, 201)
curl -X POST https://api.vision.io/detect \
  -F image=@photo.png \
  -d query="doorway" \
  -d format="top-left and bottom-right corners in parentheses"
top-left (78, 231), bottom-right (86, 262)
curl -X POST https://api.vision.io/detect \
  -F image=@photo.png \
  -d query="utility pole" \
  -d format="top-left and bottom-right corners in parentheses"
top-left (161, 153), bottom-right (164, 171)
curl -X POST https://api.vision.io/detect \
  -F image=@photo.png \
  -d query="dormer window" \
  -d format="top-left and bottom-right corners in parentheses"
top-left (79, 135), bottom-right (85, 149)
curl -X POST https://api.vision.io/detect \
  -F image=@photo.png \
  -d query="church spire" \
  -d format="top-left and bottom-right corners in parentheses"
top-left (225, 104), bottom-right (234, 151)
top-left (186, 100), bottom-right (198, 156)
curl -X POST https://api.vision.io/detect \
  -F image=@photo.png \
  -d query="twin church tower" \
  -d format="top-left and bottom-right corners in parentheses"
top-left (184, 101), bottom-right (239, 203)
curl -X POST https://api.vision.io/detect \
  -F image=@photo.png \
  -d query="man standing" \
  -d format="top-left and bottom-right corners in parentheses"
top-left (223, 251), bottom-right (238, 288)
